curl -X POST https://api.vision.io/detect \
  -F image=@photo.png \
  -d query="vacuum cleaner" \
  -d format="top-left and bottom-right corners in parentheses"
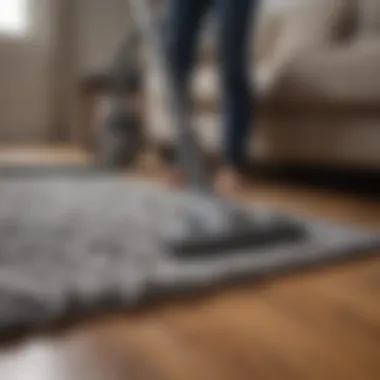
top-left (96, 14), bottom-right (145, 168)
top-left (101, 0), bottom-right (306, 258)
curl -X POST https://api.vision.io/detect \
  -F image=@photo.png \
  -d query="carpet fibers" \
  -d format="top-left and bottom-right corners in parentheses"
top-left (0, 172), bottom-right (379, 335)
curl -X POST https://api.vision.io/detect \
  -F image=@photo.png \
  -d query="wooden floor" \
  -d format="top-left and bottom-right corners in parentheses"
top-left (0, 146), bottom-right (379, 380)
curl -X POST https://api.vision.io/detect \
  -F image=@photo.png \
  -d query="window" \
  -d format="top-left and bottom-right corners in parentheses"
top-left (0, 0), bottom-right (27, 35)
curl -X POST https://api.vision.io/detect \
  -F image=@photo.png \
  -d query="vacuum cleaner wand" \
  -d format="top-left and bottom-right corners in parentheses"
top-left (130, 0), bottom-right (212, 194)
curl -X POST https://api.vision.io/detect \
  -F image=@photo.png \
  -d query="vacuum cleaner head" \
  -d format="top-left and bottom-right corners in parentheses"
top-left (164, 198), bottom-right (307, 258)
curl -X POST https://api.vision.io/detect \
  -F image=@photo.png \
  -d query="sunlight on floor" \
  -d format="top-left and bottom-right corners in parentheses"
top-left (0, 145), bottom-right (91, 166)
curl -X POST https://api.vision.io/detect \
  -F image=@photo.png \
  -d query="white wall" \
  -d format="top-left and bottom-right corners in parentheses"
top-left (0, 0), bottom-right (60, 141)
top-left (76, 0), bottom-right (131, 73)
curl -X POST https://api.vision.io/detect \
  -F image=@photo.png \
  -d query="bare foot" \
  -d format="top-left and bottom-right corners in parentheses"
top-left (214, 167), bottom-right (243, 197)
top-left (165, 168), bottom-right (187, 189)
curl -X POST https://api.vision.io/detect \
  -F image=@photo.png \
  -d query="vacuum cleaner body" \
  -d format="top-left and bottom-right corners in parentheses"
top-left (98, 103), bottom-right (143, 169)
top-left (97, 27), bottom-right (145, 169)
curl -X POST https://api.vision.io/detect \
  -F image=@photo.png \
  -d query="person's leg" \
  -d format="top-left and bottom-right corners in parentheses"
top-left (166, 0), bottom-right (212, 94)
top-left (165, 0), bottom-right (212, 185)
top-left (215, 0), bottom-right (256, 191)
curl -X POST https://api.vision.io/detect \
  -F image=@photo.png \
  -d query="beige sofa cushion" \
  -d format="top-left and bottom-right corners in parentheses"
top-left (273, 36), bottom-right (380, 105)
top-left (358, 0), bottom-right (380, 35)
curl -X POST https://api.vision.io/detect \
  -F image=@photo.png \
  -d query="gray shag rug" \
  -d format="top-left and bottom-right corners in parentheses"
top-left (0, 169), bottom-right (379, 335)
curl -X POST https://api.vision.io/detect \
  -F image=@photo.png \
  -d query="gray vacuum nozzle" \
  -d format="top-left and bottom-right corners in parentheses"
top-left (165, 202), bottom-right (307, 259)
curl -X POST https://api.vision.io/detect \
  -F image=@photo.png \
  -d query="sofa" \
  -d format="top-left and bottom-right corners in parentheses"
top-left (145, 0), bottom-right (380, 170)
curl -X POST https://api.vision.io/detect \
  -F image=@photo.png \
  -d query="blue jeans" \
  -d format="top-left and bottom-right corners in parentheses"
top-left (166, 0), bottom-right (255, 169)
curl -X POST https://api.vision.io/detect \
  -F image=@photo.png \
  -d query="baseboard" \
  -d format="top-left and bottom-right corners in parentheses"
top-left (155, 142), bottom-right (380, 200)
top-left (0, 131), bottom-right (50, 144)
